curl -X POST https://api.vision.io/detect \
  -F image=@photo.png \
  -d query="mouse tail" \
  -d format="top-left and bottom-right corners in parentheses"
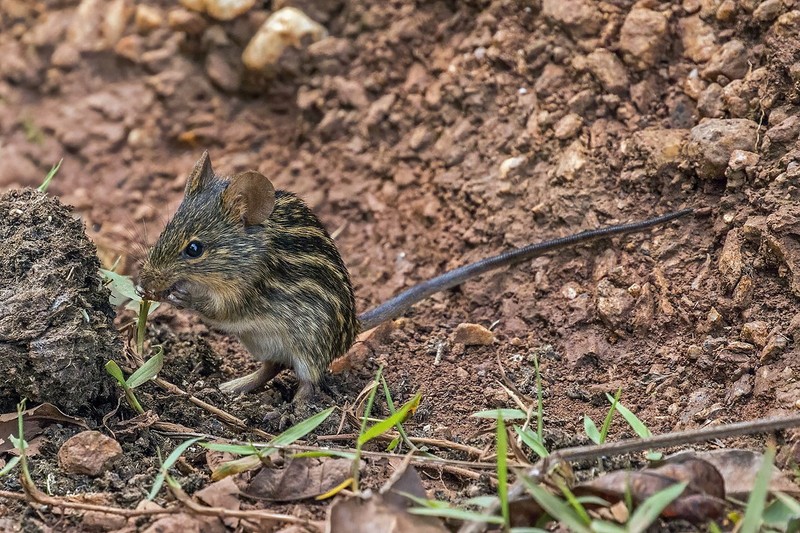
top-left (357, 208), bottom-right (693, 330)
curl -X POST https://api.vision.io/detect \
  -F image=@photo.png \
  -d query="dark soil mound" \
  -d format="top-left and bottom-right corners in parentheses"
top-left (0, 189), bottom-right (120, 414)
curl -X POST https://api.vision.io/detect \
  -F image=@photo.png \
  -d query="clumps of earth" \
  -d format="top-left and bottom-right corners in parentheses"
top-left (0, 189), bottom-right (120, 414)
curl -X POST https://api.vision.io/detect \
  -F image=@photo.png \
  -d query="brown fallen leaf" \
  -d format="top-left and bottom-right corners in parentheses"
top-left (328, 495), bottom-right (448, 533)
top-left (668, 449), bottom-right (800, 498)
top-left (326, 461), bottom-right (447, 532)
top-left (195, 477), bottom-right (240, 529)
top-left (573, 458), bottom-right (727, 523)
top-left (0, 403), bottom-right (88, 456)
top-left (246, 457), bottom-right (351, 501)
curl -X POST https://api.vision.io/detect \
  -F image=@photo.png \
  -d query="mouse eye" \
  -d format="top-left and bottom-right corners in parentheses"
top-left (183, 240), bottom-right (204, 258)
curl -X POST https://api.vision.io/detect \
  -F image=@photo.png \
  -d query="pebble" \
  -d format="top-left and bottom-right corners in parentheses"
top-left (553, 113), bottom-right (582, 140)
top-left (702, 39), bottom-right (749, 82)
top-left (499, 156), bottom-right (527, 178)
top-left (57, 431), bottom-right (123, 476)
top-left (180, 0), bottom-right (256, 21)
top-left (716, 0), bottom-right (737, 21)
top-left (753, 0), bottom-right (784, 21)
top-left (718, 228), bottom-right (743, 287)
top-left (631, 128), bottom-right (688, 173)
top-left (555, 140), bottom-right (587, 180)
top-left (242, 7), bottom-right (327, 72)
top-left (686, 118), bottom-right (759, 179)
top-left (134, 4), bottom-right (163, 33)
top-left (453, 323), bottom-right (495, 346)
top-left (725, 149), bottom-right (759, 187)
top-left (678, 15), bottom-right (717, 63)
top-left (168, 8), bottom-right (208, 35)
top-left (575, 49), bottom-right (629, 94)
top-left (742, 321), bottom-right (770, 347)
top-left (541, 0), bottom-right (603, 39)
top-left (761, 334), bottom-right (788, 362)
top-left (697, 83), bottom-right (724, 117)
top-left (618, 8), bottom-right (669, 70)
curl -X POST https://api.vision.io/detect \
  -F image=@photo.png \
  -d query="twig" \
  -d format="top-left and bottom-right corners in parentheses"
top-left (6, 485), bottom-right (178, 518)
top-left (168, 478), bottom-right (321, 530)
top-left (458, 413), bottom-right (800, 533)
top-left (152, 377), bottom-right (273, 440)
top-left (317, 432), bottom-right (486, 457)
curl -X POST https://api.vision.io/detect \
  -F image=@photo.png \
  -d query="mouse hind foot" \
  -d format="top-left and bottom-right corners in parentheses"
top-left (219, 361), bottom-right (283, 395)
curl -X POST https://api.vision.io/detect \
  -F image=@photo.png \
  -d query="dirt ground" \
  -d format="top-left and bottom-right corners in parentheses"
top-left (2, 0), bottom-right (800, 530)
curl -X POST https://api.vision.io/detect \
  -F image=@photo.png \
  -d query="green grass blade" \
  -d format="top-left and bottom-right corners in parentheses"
top-left (740, 447), bottom-right (776, 533)
top-left (200, 442), bottom-right (261, 455)
top-left (291, 450), bottom-right (358, 460)
top-left (532, 352), bottom-right (544, 442)
top-left (472, 409), bottom-right (528, 420)
top-left (606, 393), bottom-right (651, 438)
top-left (515, 426), bottom-right (549, 458)
top-left (590, 521), bottom-right (627, 533)
top-left (497, 415), bottom-right (510, 530)
top-left (104, 360), bottom-right (127, 386)
top-left (38, 159), bottom-right (62, 193)
top-left (0, 456), bottom-right (20, 477)
top-left (408, 507), bottom-right (506, 525)
top-left (520, 477), bottom-right (591, 533)
top-left (126, 348), bottom-right (164, 389)
top-left (599, 389), bottom-right (621, 442)
top-left (557, 481), bottom-right (592, 525)
top-left (464, 495), bottom-right (497, 507)
top-left (100, 268), bottom-right (142, 303)
top-left (148, 437), bottom-right (202, 500)
top-left (627, 481), bottom-right (687, 533)
top-left (270, 406), bottom-right (335, 448)
top-left (358, 392), bottom-right (421, 446)
top-left (584, 415), bottom-right (601, 444)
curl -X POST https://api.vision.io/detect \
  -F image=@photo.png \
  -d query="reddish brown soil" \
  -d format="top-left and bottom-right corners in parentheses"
top-left (2, 0), bottom-right (800, 530)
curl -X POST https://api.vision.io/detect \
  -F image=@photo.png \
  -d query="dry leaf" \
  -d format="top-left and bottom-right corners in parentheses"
top-left (327, 495), bottom-right (448, 533)
top-left (246, 457), bottom-right (351, 501)
top-left (195, 477), bottom-right (240, 529)
top-left (574, 458), bottom-right (727, 523)
top-left (0, 403), bottom-right (88, 456)
top-left (669, 449), bottom-right (800, 498)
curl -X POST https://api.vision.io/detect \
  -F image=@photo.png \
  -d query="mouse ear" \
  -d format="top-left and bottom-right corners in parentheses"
top-left (185, 151), bottom-right (215, 195)
top-left (222, 170), bottom-right (276, 226)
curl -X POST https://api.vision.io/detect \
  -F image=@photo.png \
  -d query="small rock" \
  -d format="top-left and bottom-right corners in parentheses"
top-left (205, 49), bottom-right (241, 92)
top-left (555, 140), bottom-right (587, 180)
top-left (553, 113), bottom-right (582, 140)
top-left (242, 7), bottom-right (327, 72)
top-left (631, 128), bottom-right (688, 173)
top-left (762, 116), bottom-right (800, 157)
top-left (716, 0), bottom-right (737, 21)
top-left (718, 228), bottom-right (743, 288)
top-left (57, 431), bottom-right (122, 476)
top-left (331, 77), bottom-right (368, 109)
top-left (596, 278), bottom-right (635, 332)
top-left (168, 8), bottom-right (207, 35)
top-left (702, 40), bottom-right (749, 82)
top-left (453, 323), bottom-right (494, 346)
top-left (678, 15), bottom-right (717, 62)
top-left (103, 0), bottom-right (132, 46)
top-left (697, 83), bottom-right (724, 117)
top-left (499, 156), bottom-right (527, 178)
top-left (534, 64), bottom-right (567, 97)
top-left (618, 8), bottom-right (670, 70)
top-left (541, 0), bottom-right (603, 39)
top-left (732, 274), bottom-right (754, 308)
top-left (51, 43), bottom-right (81, 68)
top-left (726, 374), bottom-right (753, 402)
top-left (742, 321), bottom-right (770, 347)
top-left (576, 49), bottom-right (629, 94)
top-left (134, 5), bottom-right (163, 33)
top-left (180, 0), bottom-right (256, 21)
top-left (686, 118), bottom-right (759, 179)
top-left (725, 149), bottom-right (759, 188)
top-left (753, 0), bottom-right (783, 21)
top-left (761, 334), bottom-right (788, 362)
top-left (114, 34), bottom-right (143, 62)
